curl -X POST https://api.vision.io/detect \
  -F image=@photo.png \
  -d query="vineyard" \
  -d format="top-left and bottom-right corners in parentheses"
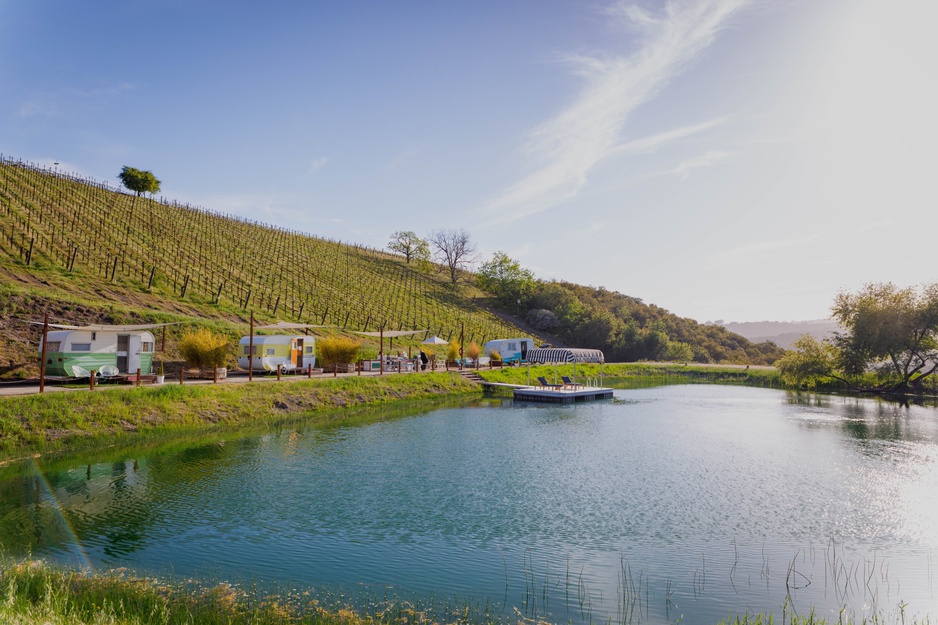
top-left (0, 157), bottom-right (524, 356)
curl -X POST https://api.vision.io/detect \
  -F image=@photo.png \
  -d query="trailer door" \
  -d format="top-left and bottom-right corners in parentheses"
top-left (127, 335), bottom-right (142, 374)
top-left (117, 334), bottom-right (129, 372)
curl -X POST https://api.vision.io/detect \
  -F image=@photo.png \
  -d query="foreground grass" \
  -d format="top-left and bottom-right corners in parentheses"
top-left (0, 373), bottom-right (478, 458)
top-left (1, 560), bottom-right (930, 625)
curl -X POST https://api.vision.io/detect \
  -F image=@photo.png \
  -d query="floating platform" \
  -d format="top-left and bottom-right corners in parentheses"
top-left (512, 385), bottom-right (614, 403)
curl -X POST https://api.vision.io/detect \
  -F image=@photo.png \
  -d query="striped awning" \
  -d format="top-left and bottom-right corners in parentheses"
top-left (526, 348), bottom-right (604, 364)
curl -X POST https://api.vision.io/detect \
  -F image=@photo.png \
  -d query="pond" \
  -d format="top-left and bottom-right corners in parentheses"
top-left (1, 385), bottom-right (936, 625)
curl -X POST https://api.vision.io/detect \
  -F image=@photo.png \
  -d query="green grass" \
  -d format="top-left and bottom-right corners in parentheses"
top-left (476, 362), bottom-right (784, 388)
top-left (0, 373), bottom-right (479, 459)
top-left (1, 560), bottom-right (930, 625)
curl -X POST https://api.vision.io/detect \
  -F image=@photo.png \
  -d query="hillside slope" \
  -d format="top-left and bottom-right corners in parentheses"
top-left (1, 157), bottom-right (782, 375)
top-left (0, 158), bottom-right (525, 376)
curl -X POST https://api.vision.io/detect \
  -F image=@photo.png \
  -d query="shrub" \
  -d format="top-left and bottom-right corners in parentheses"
top-left (447, 342), bottom-right (460, 362)
top-left (466, 342), bottom-right (481, 360)
top-left (177, 328), bottom-right (230, 369)
top-left (316, 336), bottom-right (362, 367)
top-left (489, 349), bottom-right (502, 362)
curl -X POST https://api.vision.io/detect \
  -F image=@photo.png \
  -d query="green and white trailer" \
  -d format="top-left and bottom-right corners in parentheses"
top-left (238, 335), bottom-right (316, 372)
top-left (39, 325), bottom-right (157, 377)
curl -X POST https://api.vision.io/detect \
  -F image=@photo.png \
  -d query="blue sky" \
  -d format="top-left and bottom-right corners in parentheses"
top-left (3, 0), bottom-right (936, 323)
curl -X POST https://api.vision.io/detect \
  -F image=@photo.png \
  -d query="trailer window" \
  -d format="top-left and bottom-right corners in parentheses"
top-left (142, 342), bottom-right (154, 353)
top-left (306, 346), bottom-right (314, 353)
top-left (45, 342), bottom-right (61, 352)
top-left (71, 343), bottom-right (91, 351)
top-left (267, 348), bottom-right (276, 355)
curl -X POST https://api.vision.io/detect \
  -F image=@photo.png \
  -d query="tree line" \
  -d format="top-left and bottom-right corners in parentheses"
top-left (387, 232), bottom-right (784, 365)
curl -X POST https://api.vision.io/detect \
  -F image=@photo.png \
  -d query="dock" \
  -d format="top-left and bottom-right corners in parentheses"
top-left (511, 385), bottom-right (614, 403)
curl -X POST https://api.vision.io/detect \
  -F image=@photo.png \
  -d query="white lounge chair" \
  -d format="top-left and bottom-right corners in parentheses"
top-left (71, 365), bottom-right (92, 379)
top-left (98, 364), bottom-right (120, 380)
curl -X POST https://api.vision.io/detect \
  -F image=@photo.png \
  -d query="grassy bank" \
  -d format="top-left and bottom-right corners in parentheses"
top-left (0, 560), bottom-right (928, 625)
top-left (477, 362), bottom-right (784, 388)
top-left (0, 373), bottom-right (479, 458)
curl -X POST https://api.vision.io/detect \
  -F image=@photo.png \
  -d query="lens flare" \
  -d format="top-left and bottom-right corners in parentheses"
top-left (29, 457), bottom-right (94, 572)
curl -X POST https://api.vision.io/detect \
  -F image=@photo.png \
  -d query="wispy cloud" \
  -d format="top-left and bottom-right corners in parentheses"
top-left (481, 0), bottom-right (749, 224)
top-left (645, 149), bottom-right (733, 180)
top-left (716, 232), bottom-right (823, 260)
top-left (308, 157), bottom-right (329, 174)
top-left (17, 82), bottom-right (135, 118)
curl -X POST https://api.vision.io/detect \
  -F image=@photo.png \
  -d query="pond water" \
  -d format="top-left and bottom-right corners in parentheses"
top-left (2, 385), bottom-right (937, 625)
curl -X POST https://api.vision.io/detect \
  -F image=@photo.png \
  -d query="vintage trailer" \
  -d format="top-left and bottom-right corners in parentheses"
top-left (237, 335), bottom-right (316, 372)
top-left (483, 337), bottom-right (535, 364)
top-left (39, 327), bottom-right (156, 377)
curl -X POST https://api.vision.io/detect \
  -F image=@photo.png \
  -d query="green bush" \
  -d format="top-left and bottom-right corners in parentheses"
top-left (177, 328), bottom-right (230, 369)
top-left (316, 336), bottom-right (362, 367)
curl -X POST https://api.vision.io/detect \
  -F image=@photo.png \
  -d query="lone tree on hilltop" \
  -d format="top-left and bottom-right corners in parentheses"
top-left (118, 166), bottom-right (161, 196)
top-left (387, 231), bottom-right (430, 264)
top-left (429, 228), bottom-right (477, 285)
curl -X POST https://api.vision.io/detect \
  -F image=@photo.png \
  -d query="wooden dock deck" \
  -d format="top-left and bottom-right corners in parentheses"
top-left (510, 385), bottom-right (614, 403)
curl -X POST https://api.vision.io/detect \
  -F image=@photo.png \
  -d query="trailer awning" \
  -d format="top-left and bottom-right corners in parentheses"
top-left (526, 348), bottom-right (605, 364)
top-left (255, 322), bottom-right (332, 330)
top-left (31, 322), bottom-right (182, 332)
top-left (353, 329), bottom-right (428, 338)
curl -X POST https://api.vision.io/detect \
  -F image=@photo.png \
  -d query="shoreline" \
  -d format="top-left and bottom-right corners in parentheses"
top-left (0, 371), bottom-right (480, 461)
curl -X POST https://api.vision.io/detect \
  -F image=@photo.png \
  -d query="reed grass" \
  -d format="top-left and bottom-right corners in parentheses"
top-left (1, 558), bottom-right (931, 625)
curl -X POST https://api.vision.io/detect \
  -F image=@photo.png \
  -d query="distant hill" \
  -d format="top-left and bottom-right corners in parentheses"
top-left (0, 156), bottom-right (784, 375)
top-left (718, 319), bottom-right (840, 350)
top-left (523, 283), bottom-right (786, 365)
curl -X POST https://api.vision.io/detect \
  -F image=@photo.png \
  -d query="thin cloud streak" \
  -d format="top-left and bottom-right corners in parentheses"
top-left (645, 149), bottom-right (733, 180)
top-left (481, 0), bottom-right (749, 225)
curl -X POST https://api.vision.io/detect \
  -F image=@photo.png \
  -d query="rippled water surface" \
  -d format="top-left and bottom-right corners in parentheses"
top-left (2, 385), bottom-right (937, 624)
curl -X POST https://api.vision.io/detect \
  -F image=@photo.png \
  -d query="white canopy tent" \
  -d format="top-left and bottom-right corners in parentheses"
top-left (524, 347), bottom-right (605, 387)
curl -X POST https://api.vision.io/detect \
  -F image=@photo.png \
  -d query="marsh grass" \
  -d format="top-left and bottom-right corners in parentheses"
top-left (0, 559), bottom-right (520, 625)
top-left (0, 540), bottom-right (931, 625)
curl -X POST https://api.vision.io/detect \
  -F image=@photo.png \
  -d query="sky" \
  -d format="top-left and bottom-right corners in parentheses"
top-left (2, 0), bottom-right (936, 323)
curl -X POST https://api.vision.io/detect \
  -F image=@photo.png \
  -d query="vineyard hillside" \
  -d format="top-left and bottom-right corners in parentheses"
top-left (0, 157), bottom-right (527, 378)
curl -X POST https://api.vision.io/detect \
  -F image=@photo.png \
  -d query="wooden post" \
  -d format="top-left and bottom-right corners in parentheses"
top-left (39, 312), bottom-right (49, 394)
top-left (248, 311), bottom-right (254, 382)
top-left (333, 363), bottom-right (337, 377)
top-left (307, 363), bottom-right (311, 378)
top-left (213, 365), bottom-right (218, 383)
top-left (90, 370), bottom-right (96, 390)
top-left (136, 368), bottom-right (141, 387)
top-left (161, 325), bottom-right (166, 352)
top-left (379, 325), bottom-right (384, 376)
top-left (179, 367), bottom-right (184, 385)
top-left (459, 322), bottom-right (464, 370)
top-left (277, 364), bottom-right (282, 381)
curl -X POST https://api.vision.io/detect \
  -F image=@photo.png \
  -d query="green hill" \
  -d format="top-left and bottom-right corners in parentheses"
top-left (0, 157), bottom-right (525, 377)
top-left (0, 156), bottom-right (782, 377)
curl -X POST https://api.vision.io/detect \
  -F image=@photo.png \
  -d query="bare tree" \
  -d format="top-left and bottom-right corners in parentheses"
top-left (428, 228), bottom-right (477, 284)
